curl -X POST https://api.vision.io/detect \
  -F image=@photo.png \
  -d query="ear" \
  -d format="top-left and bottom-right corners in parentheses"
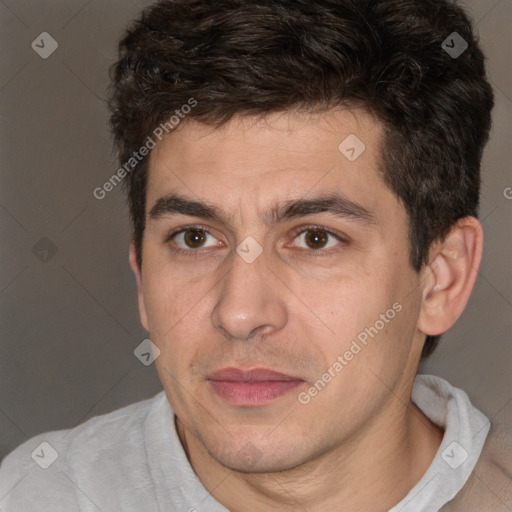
top-left (417, 216), bottom-right (484, 337)
top-left (129, 243), bottom-right (149, 331)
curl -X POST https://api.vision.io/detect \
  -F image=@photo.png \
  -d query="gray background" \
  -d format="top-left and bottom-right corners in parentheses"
top-left (0, 0), bottom-right (510, 461)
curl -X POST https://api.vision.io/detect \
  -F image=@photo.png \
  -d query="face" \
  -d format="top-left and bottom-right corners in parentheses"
top-left (133, 108), bottom-right (427, 473)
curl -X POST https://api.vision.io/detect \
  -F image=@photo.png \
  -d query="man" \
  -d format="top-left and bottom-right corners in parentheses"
top-left (1, 0), bottom-right (510, 510)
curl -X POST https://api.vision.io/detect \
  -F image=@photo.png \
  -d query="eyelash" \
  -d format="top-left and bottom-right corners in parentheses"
top-left (166, 224), bottom-right (348, 257)
top-left (166, 224), bottom-right (215, 258)
top-left (288, 225), bottom-right (348, 256)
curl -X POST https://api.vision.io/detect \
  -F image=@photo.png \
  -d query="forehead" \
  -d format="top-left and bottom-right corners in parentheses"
top-left (150, 108), bottom-right (380, 170)
top-left (145, 108), bottom-right (399, 222)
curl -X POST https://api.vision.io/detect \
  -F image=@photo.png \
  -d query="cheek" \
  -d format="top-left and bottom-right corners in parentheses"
top-left (142, 255), bottom-right (212, 329)
top-left (141, 259), bottom-right (216, 363)
top-left (306, 272), bottom-right (386, 333)
top-left (315, 268), bottom-right (416, 365)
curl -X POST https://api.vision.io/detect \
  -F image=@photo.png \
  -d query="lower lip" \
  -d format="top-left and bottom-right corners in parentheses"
top-left (208, 380), bottom-right (303, 406)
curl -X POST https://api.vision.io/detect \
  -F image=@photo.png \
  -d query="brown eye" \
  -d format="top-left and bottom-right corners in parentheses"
top-left (172, 228), bottom-right (220, 251)
top-left (183, 229), bottom-right (208, 248)
top-left (304, 229), bottom-right (329, 249)
top-left (292, 227), bottom-right (343, 252)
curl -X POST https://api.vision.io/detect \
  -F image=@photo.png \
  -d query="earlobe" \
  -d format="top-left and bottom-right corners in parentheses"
top-left (129, 243), bottom-right (149, 331)
top-left (417, 217), bottom-right (483, 337)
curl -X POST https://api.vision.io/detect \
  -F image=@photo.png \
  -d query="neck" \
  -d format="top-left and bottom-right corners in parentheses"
top-left (176, 399), bottom-right (443, 512)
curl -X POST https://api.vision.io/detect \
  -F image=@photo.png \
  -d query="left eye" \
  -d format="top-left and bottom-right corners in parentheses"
top-left (293, 228), bottom-right (342, 250)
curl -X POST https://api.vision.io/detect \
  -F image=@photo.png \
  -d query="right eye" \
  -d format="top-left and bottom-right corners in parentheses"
top-left (168, 227), bottom-right (223, 253)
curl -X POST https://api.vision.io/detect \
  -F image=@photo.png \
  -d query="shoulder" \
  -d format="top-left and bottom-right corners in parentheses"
top-left (442, 420), bottom-right (512, 511)
top-left (473, 421), bottom-right (512, 504)
top-left (0, 392), bottom-right (165, 511)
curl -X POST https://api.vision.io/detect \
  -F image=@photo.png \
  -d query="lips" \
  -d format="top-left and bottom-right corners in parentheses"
top-left (207, 367), bottom-right (304, 406)
top-left (207, 367), bottom-right (300, 382)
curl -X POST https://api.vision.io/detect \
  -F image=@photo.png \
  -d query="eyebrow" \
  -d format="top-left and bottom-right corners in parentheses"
top-left (149, 193), bottom-right (375, 227)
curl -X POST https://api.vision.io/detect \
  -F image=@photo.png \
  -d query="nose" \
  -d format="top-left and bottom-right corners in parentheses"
top-left (210, 249), bottom-right (288, 341)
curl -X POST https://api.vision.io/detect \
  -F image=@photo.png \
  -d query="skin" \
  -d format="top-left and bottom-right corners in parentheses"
top-left (129, 108), bottom-right (483, 511)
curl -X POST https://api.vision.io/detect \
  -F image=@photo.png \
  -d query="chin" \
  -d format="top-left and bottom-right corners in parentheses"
top-left (209, 435), bottom-right (310, 474)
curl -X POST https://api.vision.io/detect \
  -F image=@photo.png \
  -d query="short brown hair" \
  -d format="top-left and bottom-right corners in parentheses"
top-left (109, 0), bottom-right (494, 358)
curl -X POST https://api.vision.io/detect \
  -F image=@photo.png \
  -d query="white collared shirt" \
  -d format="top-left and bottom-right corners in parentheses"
top-left (0, 375), bottom-right (492, 511)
